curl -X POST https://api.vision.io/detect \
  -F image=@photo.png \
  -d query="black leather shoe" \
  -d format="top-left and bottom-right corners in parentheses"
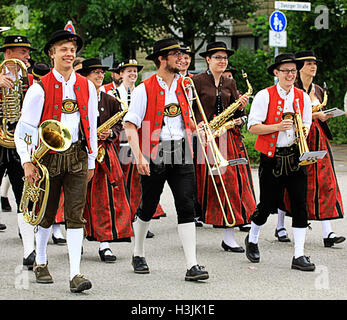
top-left (221, 241), bottom-right (245, 253)
top-left (146, 230), bottom-right (155, 238)
top-left (245, 234), bottom-right (260, 263)
top-left (52, 235), bottom-right (67, 245)
top-left (1, 197), bottom-right (11, 212)
top-left (185, 265), bottom-right (209, 281)
top-left (323, 232), bottom-right (346, 247)
top-left (291, 256), bottom-right (315, 271)
top-left (0, 222), bottom-right (6, 231)
top-left (132, 256), bottom-right (150, 274)
top-left (275, 228), bottom-right (291, 242)
top-left (239, 225), bottom-right (251, 232)
top-left (23, 250), bottom-right (36, 270)
top-left (99, 248), bottom-right (117, 263)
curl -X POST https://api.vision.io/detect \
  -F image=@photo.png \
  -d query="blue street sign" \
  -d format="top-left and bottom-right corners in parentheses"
top-left (269, 11), bottom-right (287, 32)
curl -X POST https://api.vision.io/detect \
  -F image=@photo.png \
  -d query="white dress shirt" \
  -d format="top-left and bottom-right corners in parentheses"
top-left (248, 83), bottom-right (312, 147)
top-left (14, 68), bottom-right (99, 169)
top-left (123, 74), bottom-right (186, 141)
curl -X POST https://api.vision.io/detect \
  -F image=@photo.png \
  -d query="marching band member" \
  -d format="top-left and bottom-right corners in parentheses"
top-left (179, 46), bottom-right (193, 77)
top-left (14, 30), bottom-right (98, 292)
top-left (276, 51), bottom-right (345, 247)
top-left (192, 41), bottom-right (256, 252)
top-left (123, 38), bottom-right (209, 281)
top-left (77, 58), bottom-right (133, 262)
top-left (246, 53), bottom-right (315, 271)
top-left (0, 35), bottom-right (36, 268)
top-left (100, 60), bottom-right (122, 97)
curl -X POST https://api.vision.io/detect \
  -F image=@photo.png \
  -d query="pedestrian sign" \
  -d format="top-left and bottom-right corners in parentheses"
top-left (269, 11), bottom-right (287, 32)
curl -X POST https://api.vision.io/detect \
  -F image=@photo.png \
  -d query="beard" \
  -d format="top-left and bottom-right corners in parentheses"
top-left (165, 63), bottom-right (180, 74)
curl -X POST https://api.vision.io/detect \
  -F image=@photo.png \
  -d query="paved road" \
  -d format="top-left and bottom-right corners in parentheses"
top-left (0, 145), bottom-right (346, 309)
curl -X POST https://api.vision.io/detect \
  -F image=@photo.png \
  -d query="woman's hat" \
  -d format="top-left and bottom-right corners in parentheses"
top-left (295, 50), bottom-right (322, 64)
top-left (199, 41), bottom-right (234, 58)
top-left (32, 62), bottom-right (51, 80)
top-left (0, 35), bottom-right (37, 52)
top-left (267, 53), bottom-right (304, 76)
top-left (182, 46), bottom-right (194, 57)
top-left (145, 38), bottom-right (186, 60)
top-left (118, 59), bottom-right (143, 72)
top-left (76, 58), bottom-right (109, 75)
top-left (44, 30), bottom-right (83, 56)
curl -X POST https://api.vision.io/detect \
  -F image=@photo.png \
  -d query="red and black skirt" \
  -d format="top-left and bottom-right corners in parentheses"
top-left (195, 128), bottom-right (256, 227)
top-left (83, 140), bottom-right (133, 242)
top-left (305, 119), bottom-right (344, 220)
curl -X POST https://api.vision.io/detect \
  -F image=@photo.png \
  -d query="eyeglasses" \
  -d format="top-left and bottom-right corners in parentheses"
top-left (211, 55), bottom-right (228, 61)
top-left (278, 69), bottom-right (297, 75)
top-left (167, 51), bottom-right (184, 57)
top-left (91, 70), bottom-right (105, 75)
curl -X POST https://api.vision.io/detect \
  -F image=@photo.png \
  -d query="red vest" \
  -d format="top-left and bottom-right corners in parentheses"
top-left (102, 82), bottom-right (115, 94)
top-left (254, 84), bottom-right (304, 157)
top-left (139, 74), bottom-right (193, 159)
top-left (39, 70), bottom-right (93, 154)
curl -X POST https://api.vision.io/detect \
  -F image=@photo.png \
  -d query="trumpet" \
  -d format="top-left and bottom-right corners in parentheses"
top-left (182, 76), bottom-right (237, 227)
top-left (96, 96), bottom-right (128, 163)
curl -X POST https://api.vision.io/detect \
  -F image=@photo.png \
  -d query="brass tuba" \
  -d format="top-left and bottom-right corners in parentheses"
top-left (209, 70), bottom-right (253, 138)
top-left (20, 120), bottom-right (72, 226)
top-left (96, 96), bottom-right (129, 163)
top-left (0, 59), bottom-right (28, 148)
top-left (182, 76), bottom-right (239, 227)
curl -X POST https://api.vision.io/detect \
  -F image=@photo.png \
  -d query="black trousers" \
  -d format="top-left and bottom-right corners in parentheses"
top-left (251, 146), bottom-right (308, 228)
top-left (136, 140), bottom-right (196, 224)
top-left (0, 147), bottom-right (24, 212)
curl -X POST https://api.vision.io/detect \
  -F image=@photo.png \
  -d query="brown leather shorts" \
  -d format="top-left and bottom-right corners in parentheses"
top-left (39, 142), bottom-right (89, 229)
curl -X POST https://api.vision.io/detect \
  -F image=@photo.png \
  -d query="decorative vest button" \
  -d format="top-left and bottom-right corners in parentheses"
top-left (53, 115), bottom-right (58, 119)
top-left (157, 112), bottom-right (161, 116)
top-left (268, 151), bottom-right (272, 156)
top-left (85, 116), bottom-right (88, 120)
top-left (272, 134), bottom-right (276, 138)
top-left (177, 91), bottom-right (181, 95)
top-left (278, 100), bottom-right (282, 104)
top-left (274, 117), bottom-right (279, 121)
top-left (76, 86), bottom-right (80, 91)
top-left (160, 91), bottom-right (164, 95)
top-left (270, 143), bottom-right (274, 147)
top-left (54, 105), bottom-right (59, 109)
top-left (152, 143), bottom-right (156, 147)
top-left (100, 107), bottom-right (104, 111)
top-left (155, 122), bottom-right (159, 126)
top-left (83, 106), bottom-right (87, 110)
top-left (54, 84), bottom-right (59, 89)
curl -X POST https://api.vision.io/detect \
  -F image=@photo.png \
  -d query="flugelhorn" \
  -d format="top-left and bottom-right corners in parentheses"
top-left (182, 76), bottom-right (236, 227)
top-left (19, 120), bottom-right (72, 226)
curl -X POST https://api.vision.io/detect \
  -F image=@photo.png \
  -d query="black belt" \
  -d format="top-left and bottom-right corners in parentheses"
top-left (158, 138), bottom-right (185, 154)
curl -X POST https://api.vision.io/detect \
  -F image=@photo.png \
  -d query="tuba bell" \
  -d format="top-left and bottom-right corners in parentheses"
top-left (0, 58), bottom-right (28, 148)
top-left (19, 120), bottom-right (72, 226)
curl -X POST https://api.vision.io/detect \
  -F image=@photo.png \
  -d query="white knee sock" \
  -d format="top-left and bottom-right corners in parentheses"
top-left (52, 223), bottom-right (65, 239)
top-left (277, 209), bottom-right (287, 235)
top-left (223, 227), bottom-right (239, 247)
top-left (178, 222), bottom-right (198, 270)
top-left (132, 217), bottom-right (150, 257)
top-left (321, 220), bottom-right (335, 239)
top-left (249, 221), bottom-right (261, 244)
top-left (17, 213), bottom-right (35, 259)
top-left (1, 175), bottom-right (10, 197)
top-left (35, 225), bottom-right (52, 265)
top-left (66, 228), bottom-right (84, 280)
top-left (293, 227), bottom-right (306, 258)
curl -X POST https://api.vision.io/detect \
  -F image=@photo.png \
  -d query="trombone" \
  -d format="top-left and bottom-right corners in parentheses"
top-left (182, 76), bottom-right (236, 227)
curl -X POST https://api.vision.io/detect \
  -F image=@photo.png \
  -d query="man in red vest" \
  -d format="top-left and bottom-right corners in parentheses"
top-left (14, 30), bottom-right (98, 293)
top-left (246, 53), bottom-right (315, 271)
top-left (123, 38), bottom-right (209, 281)
top-left (0, 35), bottom-right (36, 267)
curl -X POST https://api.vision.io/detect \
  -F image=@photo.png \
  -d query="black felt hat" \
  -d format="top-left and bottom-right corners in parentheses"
top-left (0, 35), bottom-right (37, 52)
top-left (44, 30), bottom-right (83, 56)
top-left (109, 60), bottom-right (120, 73)
top-left (199, 41), bottom-right (234, 58)
top-left (32, 62), bottom-right (51, 80)
top-left (295, 50), bottom-right (322, 64)
top-left (267, 53), bottom-right (304, 76)
top-left (118, 59), bottom-right (143, 72)
top-left (182, 46), bottom-right (194, 57)
top-left (146, 38), bottom-right (186, 61)
top-left (76, 58), bottom-right (109, 74)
